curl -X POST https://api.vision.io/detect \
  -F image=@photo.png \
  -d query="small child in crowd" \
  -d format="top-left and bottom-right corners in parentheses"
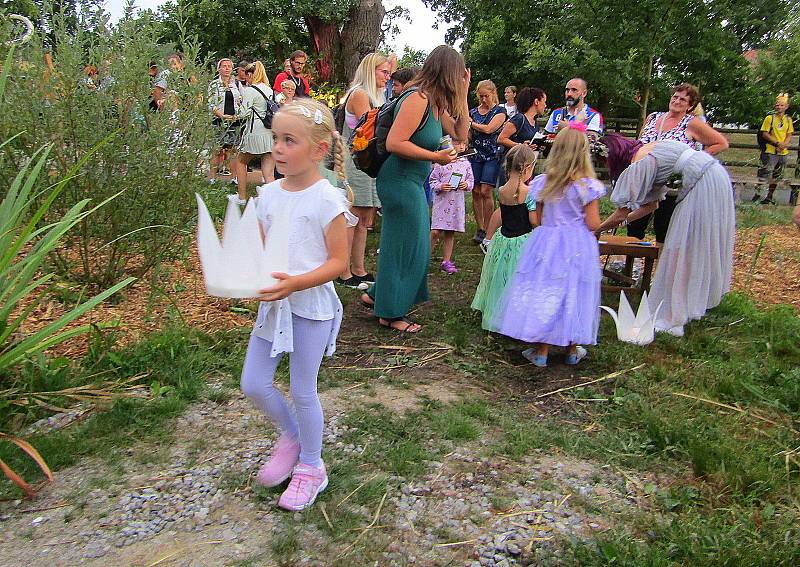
top-left (429, 138), bottom-right (474, 274)
top-left (492, 123), bottom-right (604, 367)
top-left (276, 79), bottom-right (297, 105)
top-left (240, 98), bottom-right (355, 511)
top-left (472, 144), bottom-right (537, 330)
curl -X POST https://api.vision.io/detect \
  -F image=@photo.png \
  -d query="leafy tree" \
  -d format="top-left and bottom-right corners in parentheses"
top-left (0, 8), bottom-right (214, 287)
top-left (755, 14), bottom-right (800, 122)
top-left (158, 0), bottom-right (400, 85)
top-left (424, 0), bottom-right (789, 125)
top-left (398, 45), bottom-right (426, 68)
top-left (157, 0), bottom-right (302, 72)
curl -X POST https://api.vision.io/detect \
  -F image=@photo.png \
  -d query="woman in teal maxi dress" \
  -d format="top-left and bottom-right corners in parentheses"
top-left (361, 46), bottom-right (471, 332)
top-left (366, 92), bottom-right (440, 318)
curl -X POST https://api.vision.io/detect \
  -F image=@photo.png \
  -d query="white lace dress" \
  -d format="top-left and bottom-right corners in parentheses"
top-left (610, 140), bottom-right (735, 335)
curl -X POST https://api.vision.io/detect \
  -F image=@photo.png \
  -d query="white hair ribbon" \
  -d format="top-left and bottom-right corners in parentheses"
top-left (314, 109), bottom-right (324, 124)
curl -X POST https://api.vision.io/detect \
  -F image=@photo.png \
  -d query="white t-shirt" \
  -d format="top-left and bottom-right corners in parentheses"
top-left (502, 103), bottom-right (517, 118)
top-left (254, 178), bottom-right (350, 321)
top-left (252, 178), bottom-right (353, 356)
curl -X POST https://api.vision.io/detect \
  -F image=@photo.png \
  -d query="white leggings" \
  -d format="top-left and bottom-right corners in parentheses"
top-left (240, 314), bottom-right (333, 467)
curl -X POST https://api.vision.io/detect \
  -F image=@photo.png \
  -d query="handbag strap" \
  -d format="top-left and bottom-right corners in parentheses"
top-left (250, 84), bottom-right (273, 104)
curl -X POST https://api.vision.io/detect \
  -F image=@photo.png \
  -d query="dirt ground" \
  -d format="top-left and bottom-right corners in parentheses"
top-left (2, 217), bottom-right (797, 566)
top-left (17, 221), bottom-right (799, 362)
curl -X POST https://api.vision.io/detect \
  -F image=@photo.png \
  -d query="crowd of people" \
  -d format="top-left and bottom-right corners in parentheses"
top-left (147, 44), bottom-right (798, 512)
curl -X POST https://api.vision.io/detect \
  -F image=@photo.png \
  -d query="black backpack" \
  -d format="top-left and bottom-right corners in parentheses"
top-left (349, 88), bottom-right (428, 178)
top-left (333, 91), bottom-right (353, 134)
top-left (250, 85), bottom-right (280, 129)
top-left (756, 114), bottom-right (777, 152)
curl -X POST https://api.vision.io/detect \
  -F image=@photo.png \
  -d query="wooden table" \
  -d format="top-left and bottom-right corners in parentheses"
top-left (598, 235), bottom-right (661, 294)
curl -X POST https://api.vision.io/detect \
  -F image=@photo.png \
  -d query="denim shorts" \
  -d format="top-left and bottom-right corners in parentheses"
top-left (470, 158), bottom-right (500, 186)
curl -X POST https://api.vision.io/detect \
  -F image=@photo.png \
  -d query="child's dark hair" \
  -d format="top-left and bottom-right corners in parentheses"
top-left (504, 143), bottom-right (537, 175)
top-left (391, 67), bottom-right (417, 84)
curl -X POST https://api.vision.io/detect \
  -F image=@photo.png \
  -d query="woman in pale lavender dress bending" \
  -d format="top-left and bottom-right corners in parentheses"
top-left (493, 124), bottom-right (604, 367)
top-left (596, 139), bottom-right (735, 337)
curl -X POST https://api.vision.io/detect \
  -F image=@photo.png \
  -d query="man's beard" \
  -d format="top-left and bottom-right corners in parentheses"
top-left (565, 96), bottom-right (580, 107)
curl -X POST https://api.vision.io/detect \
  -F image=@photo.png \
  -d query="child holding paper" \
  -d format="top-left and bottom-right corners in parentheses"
top-left (430, 139), bottom-right (474, 274)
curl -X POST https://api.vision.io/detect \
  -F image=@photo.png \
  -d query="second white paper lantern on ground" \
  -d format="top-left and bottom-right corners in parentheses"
top-left (601, 291), bottom-right (663, 346)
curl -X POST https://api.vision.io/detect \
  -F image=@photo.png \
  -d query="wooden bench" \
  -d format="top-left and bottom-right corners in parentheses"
top-left (599, 235), bottom-right (661, 294)
top-left (729, 176), bottom-right (800, 204)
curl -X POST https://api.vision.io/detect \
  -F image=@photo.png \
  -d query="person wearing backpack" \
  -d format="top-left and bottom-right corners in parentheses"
top-left (335, 53), bottom-right (391, 290)
top-left (233, 61), bottom-right (277, 204)
top-left (359, 46), bottom-right (471, 332)
top-left (754, 93), bottom-right (794, 205)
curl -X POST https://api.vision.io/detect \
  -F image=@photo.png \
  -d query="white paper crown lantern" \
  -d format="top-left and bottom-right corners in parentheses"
top-left (601, 291), bottom-right (663, 346)
top-left (195, 194), bottom-right (290, 298)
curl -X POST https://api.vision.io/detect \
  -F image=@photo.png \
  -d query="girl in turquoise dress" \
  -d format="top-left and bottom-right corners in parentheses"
top-left (472, 144), bottom-right (538, 331)
top-left (360, 46), bottom-right (472, 332)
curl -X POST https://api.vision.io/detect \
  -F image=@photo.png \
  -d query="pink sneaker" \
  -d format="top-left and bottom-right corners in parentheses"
top-left (255, 434), bottom-right (300, 487)
top-left (278, 462), bottom-right (328, 511)
top-left (440, 260), bottom-right (458, 274)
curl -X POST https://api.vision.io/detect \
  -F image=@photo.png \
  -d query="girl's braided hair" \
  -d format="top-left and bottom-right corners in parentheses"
top-left (278, 98), bottom-right (353, 203)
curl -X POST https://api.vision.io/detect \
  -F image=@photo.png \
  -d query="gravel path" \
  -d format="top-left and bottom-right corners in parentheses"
top-left (0, 381), bottom-right (659, 566)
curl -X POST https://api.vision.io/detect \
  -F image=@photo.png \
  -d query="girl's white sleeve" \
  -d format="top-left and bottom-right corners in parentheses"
top-left (319, 184), bottom-right (356, 228)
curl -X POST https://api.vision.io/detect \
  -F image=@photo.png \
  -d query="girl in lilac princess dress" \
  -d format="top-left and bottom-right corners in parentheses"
top-left (492, 123), bottom-right (604, 367)
top-left (430, 138), bottom-right (474, 274)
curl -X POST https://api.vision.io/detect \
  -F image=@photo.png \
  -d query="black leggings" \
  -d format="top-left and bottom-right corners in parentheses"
top-left (626, 194), bottom-right (678, 244)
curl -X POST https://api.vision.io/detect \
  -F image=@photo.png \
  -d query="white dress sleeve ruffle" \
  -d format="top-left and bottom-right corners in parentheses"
top-left (610, 155), bottom-right (668, 211)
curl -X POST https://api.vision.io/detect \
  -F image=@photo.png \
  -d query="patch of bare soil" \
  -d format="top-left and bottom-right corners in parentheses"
top-left (18, 221), bottom-right (799, 362)
top-left (733, 225), bottom-right (800, 313)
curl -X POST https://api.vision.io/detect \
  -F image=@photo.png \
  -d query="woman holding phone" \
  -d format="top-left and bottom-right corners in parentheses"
top-left (496, 87), bottom-right (547, 184)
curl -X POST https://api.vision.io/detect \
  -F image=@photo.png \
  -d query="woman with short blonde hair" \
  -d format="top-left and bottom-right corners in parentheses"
top-left (468, 79), bottom-right (507, 244)
top-left (208, 57), bottom-right (244, 181)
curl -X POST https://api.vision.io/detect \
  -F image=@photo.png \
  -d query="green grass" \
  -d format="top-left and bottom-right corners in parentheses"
top-left (2, 190), bottom-right (798, 563)
top-left (735, 202), bottom-right (796, 228)
top-left (0, 325), bottom-right (249, 496)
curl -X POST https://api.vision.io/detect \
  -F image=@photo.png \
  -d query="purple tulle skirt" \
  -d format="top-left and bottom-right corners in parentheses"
top-left (492, 223), bottom-right (602, 346)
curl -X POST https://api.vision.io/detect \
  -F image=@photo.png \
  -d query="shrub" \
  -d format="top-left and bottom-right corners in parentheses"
top-left (0, 8), bottom-right (213, 288)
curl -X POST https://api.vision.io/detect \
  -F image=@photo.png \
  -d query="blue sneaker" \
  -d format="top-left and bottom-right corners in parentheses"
top-left (566, 346), bottom-right (587, 365)
top-left (522, 348), bottom-right (547, 367)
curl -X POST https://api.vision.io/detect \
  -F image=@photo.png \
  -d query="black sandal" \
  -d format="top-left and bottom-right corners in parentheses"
top-left (378, 317), bottom-right (422, 333)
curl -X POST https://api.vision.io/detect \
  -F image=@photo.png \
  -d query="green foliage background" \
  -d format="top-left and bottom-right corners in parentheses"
top-left (424, 0), bottom-right (796, 125)
top-left (0, 4), bottom-right (213, 288)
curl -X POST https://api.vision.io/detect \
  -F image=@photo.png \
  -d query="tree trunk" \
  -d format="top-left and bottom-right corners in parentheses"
top-left (639, 52), bottom-right (654, 128)
top-left (305, 16), bottom-right (340, 84)
top-left (339, 0), bottom-right (386, 82)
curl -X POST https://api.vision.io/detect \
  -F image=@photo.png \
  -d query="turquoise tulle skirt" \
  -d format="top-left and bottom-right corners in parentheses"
top-left (471, 229), bottom-right (531, 332)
